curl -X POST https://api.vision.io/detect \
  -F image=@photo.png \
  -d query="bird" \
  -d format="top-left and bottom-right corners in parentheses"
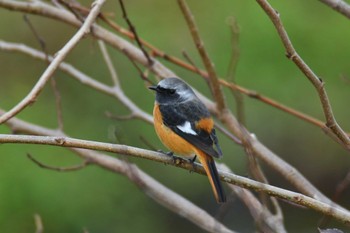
top-left (149, 77), bottom-right (226, 203)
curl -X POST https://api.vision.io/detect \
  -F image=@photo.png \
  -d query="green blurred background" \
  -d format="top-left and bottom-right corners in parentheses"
top-left (1, 0), bottom-right (350, 232)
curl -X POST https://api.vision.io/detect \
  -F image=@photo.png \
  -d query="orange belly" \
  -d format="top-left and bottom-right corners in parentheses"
top-left (153, 104), bottom-right (195, 156)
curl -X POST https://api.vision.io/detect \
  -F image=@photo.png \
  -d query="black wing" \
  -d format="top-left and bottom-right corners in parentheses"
top-left (159, 100), bottom-right (222, 158)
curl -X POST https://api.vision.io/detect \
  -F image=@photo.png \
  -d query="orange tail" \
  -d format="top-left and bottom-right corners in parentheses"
top-left (196, 149), bottom-right (226, 203)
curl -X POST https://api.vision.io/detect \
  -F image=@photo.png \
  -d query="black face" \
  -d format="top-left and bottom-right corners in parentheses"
top-left (149, 85), bottom-right (181, 104)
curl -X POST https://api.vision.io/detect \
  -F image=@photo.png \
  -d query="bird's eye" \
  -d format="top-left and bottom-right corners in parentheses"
top-left (168, 89), bottom-right (176, 95)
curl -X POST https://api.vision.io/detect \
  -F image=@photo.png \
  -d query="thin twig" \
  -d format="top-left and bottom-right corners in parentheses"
top-left (122, 48), bottom-right (154, 86)
top-left (23, 14), bottom-right (65, 131)
top-left (27, 153), bottom-right (90, 172)
top-left (177, 0), bottom-right (226, 112)
top-left (182, 50), bottom-right (203, 78)
top-left (225, 17), bottom-right (244, 124)
top-left (0, 0), bottom-right (106, 124)
top-left (256, 0), bottom-right (350, 150)
top-left (139, 136), bottom-right (158, 151)
top-left (118, 0), bottom-right (153, 66)
top-left (105, 111), bottom-right (135, 121)
top-left (0, 133), bottom-right (349, 225)
top-left (98, 40), bottom-right (120, 87)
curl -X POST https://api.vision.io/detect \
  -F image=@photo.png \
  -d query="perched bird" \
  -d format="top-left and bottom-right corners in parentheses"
top-left (149, 77), bottom-right (226, 203)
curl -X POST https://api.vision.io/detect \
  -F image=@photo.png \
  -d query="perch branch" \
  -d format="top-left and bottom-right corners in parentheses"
top-left (0, 131), bottom-right (350, 225)
top-left (3, 114), bottom-right (234, 233)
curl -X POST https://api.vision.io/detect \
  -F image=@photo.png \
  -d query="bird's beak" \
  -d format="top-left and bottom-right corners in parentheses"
top-left (148, 86), bottom-right (157, 91)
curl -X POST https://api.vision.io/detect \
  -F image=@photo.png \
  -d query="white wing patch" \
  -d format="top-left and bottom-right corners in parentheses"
top-left (177, 121), bottom-right (197, 135)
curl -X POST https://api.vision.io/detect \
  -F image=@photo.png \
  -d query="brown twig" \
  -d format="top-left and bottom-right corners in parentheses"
top-left (27, 153), bottom-right (90, 172)
top-left (256, 0), bottom-right (350, 150)
top-left (118, 0), bottom-right (153, 66)
top-left (177, 0), bottom-right (226, 112)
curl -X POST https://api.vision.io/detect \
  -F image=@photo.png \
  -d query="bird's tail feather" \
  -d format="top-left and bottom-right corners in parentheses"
top-left (196, 149), bottom-right (226, 203)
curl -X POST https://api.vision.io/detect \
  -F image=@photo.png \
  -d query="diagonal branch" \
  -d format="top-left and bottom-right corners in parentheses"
top-left (0, 40), bottom-right (153, 124)
top-left (0, 0), bottom-right (106, 125)
top-left (318, 0), bottom-right (350, 19)
top-left (256, 0), bottom-right (350, 150)
top-left (177, 0), bottom-right (226, 112)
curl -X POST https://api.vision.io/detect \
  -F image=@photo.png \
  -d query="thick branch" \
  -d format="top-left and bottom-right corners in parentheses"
top-left (0, 132), bottom-right (349, 225)
top-left (2, 113), bottom-right (233, 233)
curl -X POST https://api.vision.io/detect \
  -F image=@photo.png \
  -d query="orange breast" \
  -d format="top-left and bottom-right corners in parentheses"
top-left (153, 104), bottom-right (195, 156)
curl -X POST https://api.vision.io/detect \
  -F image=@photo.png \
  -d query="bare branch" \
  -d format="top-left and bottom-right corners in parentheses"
top-left (98, 40), bottom-right (120, 87)
top-left (0, 0), bottom-right (106, 124)
top-left (118, 0), bottom-right (153, 66)
top-left (177, 0), bottom-right (226, 112)
top-left (256, 0), bottom-right (350, 150)
top-left (0, 41), bottom-right (153, 124)
top-left (3, 114), bottom-right (234, 233)
top-left (27, 153), bottom-right (90, 172)
top-left (0, 131), bottom-right (350, 224)
top-left (319, 0), bottom-right (350, 19)
top-left (221, 164), bottom-right (286, 233)
top-left (24, 14), bottom-right (64, 131)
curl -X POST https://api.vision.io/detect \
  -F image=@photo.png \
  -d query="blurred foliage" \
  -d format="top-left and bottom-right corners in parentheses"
top-left (1, 0), bottom-right (350, 232)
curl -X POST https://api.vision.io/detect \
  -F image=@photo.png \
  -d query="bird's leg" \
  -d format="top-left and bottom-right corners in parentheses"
top-left (188, 155), bottom-right (197, 173)
top-left (189, 155), bottom-right (197, 163)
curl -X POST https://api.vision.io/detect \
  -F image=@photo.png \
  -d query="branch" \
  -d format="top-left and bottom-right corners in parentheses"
top-left (27, 153), bottom-right (90, 172)
top-left (1, 0), bottom-right (348, 222)
top-left (319, 0), bottom-right (350, 19)
top-left (98, 40), bottom-right (120, 87)
top-left (0, 40), bottom-right (153, 124)
top-left (0, 0), bottom-right (106, 124)
top-left (118, 0), bottom-right (153, 66)
top-left (3, 115), bottom-right (234, 233)
top-left (177, 0), bottom-right (226, 112)
top-left (0, 132), bottom-right (350, 225)
top-left (256, 0), bottom-right (350, 150)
